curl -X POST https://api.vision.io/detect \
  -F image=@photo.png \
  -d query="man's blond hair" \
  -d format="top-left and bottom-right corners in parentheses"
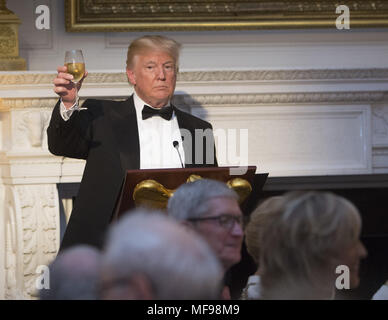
top-left (126, 35), bottom-right (181, 70)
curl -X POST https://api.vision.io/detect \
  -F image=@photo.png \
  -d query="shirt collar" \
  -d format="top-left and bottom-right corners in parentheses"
top-left (133, 91), bottom-right (171, 112)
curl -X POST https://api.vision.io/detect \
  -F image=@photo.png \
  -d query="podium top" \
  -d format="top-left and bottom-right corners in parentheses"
top-left (113, 166), bottom-right (267, 219)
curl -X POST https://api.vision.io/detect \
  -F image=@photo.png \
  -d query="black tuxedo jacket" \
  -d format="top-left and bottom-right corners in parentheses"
top-left (47, 96), bottom-right (217, 249)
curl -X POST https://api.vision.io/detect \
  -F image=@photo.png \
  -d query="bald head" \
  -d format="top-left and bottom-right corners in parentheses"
top-left (39, 245), bottom-right (101, 300)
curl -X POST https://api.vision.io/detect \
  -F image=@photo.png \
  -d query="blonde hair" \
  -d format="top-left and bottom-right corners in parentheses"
top-left (245, 196), bottom-right (284, 265)
top-left (259, 191), bottom-right (362, 294)
top-left (126, 35), bottom-right (181, 70)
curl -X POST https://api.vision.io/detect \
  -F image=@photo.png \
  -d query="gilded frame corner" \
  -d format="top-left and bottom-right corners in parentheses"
top-left (65, 0), bottom-right (388, 32)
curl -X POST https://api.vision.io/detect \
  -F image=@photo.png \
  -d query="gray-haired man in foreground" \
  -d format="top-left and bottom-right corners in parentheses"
top-left (99, 209), bottom-right (223, 300)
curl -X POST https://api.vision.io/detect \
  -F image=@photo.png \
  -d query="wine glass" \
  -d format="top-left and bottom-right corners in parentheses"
top-left (64, 49), bottom-right (85, 103)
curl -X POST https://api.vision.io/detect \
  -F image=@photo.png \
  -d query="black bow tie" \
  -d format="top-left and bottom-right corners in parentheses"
top-left (142, 105), bottom-right (173, 121)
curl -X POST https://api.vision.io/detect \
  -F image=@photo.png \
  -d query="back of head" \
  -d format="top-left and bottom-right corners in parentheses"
top-left (39, 245), bottom-right (101, 300)
top-left (100, 209), bottom-right (223, 300)
top-left (245, 196), bottom-right (284, 265)
top-left (126, 35), bottom-right (181, 70)
top-left (167, 178), bottom-right (239, 221)
top-left (260, 191), bottom-right (362, 299)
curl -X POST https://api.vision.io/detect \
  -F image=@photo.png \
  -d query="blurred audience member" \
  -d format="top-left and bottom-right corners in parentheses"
top-left (39, 245), bottom-right (101, 300)
top-left (167, 179), bottom-right (244, 298)
top-left (168, 179), bottom-right (243, 271)
top-left (240, 196), bottom-right (284, 300)
top-left (99, 209), bottom-right (223, 300)
top-left (259, 191), bottom-right (367, 300)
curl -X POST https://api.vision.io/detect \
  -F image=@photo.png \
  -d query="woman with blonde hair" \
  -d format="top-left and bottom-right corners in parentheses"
top-left (259, 191), bottom-right (367, 300)
top-left (240, 196), bottom-right (284, 299)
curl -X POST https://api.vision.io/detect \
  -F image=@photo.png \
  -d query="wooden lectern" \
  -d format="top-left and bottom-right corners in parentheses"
top-left (113, 166), bottom-right (268, 220)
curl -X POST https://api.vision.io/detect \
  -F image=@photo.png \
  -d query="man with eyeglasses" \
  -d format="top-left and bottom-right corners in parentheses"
top-left (167, 178), bottom-right (244, 299)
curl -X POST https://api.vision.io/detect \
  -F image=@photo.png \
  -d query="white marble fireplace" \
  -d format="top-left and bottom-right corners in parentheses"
top-left (0, 68), bottom-right (388, 299)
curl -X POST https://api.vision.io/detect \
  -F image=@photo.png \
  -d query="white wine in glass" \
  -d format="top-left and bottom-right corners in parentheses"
top-left (66, 62), bottom-right (85, 83)
top-left (64, 49), bottom-right (85, 101)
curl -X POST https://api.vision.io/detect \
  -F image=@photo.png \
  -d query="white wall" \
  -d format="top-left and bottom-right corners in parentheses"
top-left (7, 0), bottom-right (388, 72)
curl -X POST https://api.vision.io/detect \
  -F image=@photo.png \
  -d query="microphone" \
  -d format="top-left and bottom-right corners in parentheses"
top-left (173, 140), bottom-right (184, 168)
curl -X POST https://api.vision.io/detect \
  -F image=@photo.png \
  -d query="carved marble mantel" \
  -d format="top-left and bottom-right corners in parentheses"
top-left (0, 69), bottom-right (388, 299)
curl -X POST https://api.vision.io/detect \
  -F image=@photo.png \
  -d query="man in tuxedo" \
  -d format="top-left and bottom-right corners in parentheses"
top-left (48, 35), bottom-right (217, 250)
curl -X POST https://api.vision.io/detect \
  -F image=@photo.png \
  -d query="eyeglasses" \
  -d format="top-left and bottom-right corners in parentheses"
top-left (188, 214), bottom-right (243, 230)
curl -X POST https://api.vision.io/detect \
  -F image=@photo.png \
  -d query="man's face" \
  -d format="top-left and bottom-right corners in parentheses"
top-left (126, 50), bottom-right (177, 109)
top-left (191, 197), bottom-right (244, 271)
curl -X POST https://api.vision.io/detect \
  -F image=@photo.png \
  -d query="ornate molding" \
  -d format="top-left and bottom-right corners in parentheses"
top-left (0, 99), bottom-right (58, 110)
top-left (2, 92), bottom-right (387, 112)
top-left (85, 72), bottom-right (127, 84)
top-left (0, 57), bottom-right (25, 70)
top-left (1, 69), bottom-right (388, 86)
top-left (0, 73), bottom-right (56, 85)
top-left (1, 69), bottom-right (388, 107)
top-left (0, 99), bottom-right (92, 112)
top-left (1, 93), bottom-right (387, 113)
top-left (4, 184), bottom-right (59, 299)
top-left (173, 92), bottom-right (388, 106)
top-left (177, 69), bottom-right (388, 82)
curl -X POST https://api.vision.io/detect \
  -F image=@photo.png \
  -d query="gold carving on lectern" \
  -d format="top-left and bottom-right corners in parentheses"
top-left (226, 178), bottom-right (252, 204)
top-left (133, 174), bottom-right (252, 209)
top-left (0, 0), bottom-right (26, 70)
top-left (133, 179), bottom-right (172, 209)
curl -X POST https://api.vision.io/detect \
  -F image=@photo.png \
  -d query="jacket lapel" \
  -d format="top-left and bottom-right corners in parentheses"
top-left (110, 96), bottom-right (140, 171)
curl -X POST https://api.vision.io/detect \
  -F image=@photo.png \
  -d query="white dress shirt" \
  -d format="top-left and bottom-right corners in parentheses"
top-left (241, 275), bottom-right (262, 300)
top-left (60, 98), bottom-right (80, 121)
top-left (60, 93), bottom-right (185, 169)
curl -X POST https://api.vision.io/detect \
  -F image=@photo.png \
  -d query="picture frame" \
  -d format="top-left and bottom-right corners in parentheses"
top-left (65, 0), bottom-right (388, 32)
